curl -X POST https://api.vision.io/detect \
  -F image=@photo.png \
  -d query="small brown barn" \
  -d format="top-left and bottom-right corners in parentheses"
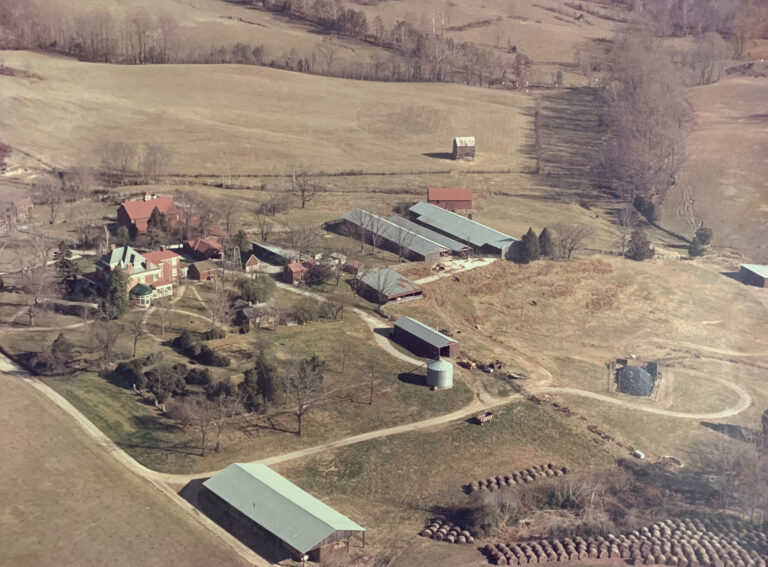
top-left (200, 463), bottom-right (365, 563)
top-left (452, 136), bottom-right (475, 161)
top-left (392, 316), bottom-right (460, 358)
top-left (283, 259), bottom-right (317, 284)
top-left (739, 264), bottom-right (768, 288)
top-left (427, 187), bottom-right (473, 210)
top-left (188, 260), bottom-right (219, 281)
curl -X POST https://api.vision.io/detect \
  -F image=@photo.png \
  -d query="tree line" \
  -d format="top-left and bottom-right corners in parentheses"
top-left (0, 0), bottom-right (529, 86)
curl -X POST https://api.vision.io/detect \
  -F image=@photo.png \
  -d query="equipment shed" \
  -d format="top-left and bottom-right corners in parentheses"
top-left (201, 463), bottom-right (365, 562)
top-left (393, 316), bottom-right (460, 358)
top-left (739, 264), bottom-right (768, 288)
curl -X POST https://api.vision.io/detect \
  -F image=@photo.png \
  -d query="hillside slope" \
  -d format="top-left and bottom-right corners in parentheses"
top-left (661, 76), bottom-right (768, 261)
top-left (0, 51), bottom-right (533, 175)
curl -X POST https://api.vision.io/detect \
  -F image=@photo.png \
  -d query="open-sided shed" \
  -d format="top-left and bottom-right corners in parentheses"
top-left (200, 463), bottom-right (365, 562)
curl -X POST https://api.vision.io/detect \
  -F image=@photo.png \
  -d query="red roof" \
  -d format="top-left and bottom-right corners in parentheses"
top-left (143, 249), bottom-right (181, 265)
top-left (185, 237), bottom-right (223, 253)
top-left (428, 187), bottom-right (473, 201)
top-left (151, 278), bottom-right (173, 288)
top-left (120, 197), bottom-right (177, 221)
top-left (286, 259), bottom-right (316, 273)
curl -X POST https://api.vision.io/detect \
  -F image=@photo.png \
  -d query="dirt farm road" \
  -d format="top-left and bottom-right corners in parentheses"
top-left (0, 281), bottom-right (759, 565)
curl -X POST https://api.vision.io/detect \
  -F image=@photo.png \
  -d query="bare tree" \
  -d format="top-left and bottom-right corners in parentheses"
top-left (553, 225), bottom-right (592, 259)
top-left (33, 175), bottom-right (63, 224)
top-left (155, 297), bottom-right (171, 336)
top-left (168, 395), bottom-right (216, 456)
top-left (283, 355), bottom-right (325, 436)
top-left (66, 166), bottom-right (96, 201)
top-left (92, 321), bottom-right (121, 366)
top-left (392, 223), bottom-right (417, 262)
top-left (209, 381), bottom-right (245, 453)
top-left (617, 206), bottom-right (637, 255)
top-left (206, 279), bottom-right (229, 332)
top-left (254, 213), bottom-right (273, 243)
top-left (316, 38), bottom-right (337, 73)
top-left (140, 143), bottom-right (172, 183)
top-left (284, 223), bottom-right (319, 259)
top-left (289, 165), bottom-right (325, 209)
top-left (102, 141), bottom-right (136, 185)
top-left (130, 314), bottom-right (144, 357)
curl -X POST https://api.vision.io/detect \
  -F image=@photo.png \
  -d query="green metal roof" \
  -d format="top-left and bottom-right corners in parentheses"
top-left (130, 283), bottom-right (153, 296)
top-left (202, 463), bottom-right (364, 554)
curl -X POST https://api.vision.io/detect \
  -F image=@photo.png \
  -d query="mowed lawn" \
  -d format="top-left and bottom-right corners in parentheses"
top-left (0, 371), bottom-right (249, 567)
top-left (0, 51), bottom-right (533, 174)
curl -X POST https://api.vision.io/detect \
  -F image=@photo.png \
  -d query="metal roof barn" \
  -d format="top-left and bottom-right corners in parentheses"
top-left (409, 202), bottom-right (518, 258)
top-left (356, 268), bottom-right (422, 303)
top-left (387, 216), bottom-right (469, 253)
top-left (393, 316), bottom-right (460, 358)
top-left (342, 208), bottom-right (448, 263)
top-left (740, 264), bottom-right (768, 287)
top-left (201, 463), bottom-right (365, 558)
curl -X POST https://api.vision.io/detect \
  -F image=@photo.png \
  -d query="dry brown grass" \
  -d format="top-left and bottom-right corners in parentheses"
top-left (0, 372), bottom-right (249, 567)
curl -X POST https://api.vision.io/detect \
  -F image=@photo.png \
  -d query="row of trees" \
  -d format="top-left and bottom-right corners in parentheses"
top-left (594, 31), bottom-right (691, 206)
top-left (519, 225), bottom-right (593, 263)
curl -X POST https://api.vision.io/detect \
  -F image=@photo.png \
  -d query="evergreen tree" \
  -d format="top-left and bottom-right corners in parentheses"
top-left (626, 229), bottom-right (654, 261)
top-left (688, 237), bottom-right (704, 258)
top-left (54, 241), bottom-right (80, 295)
top-left (146, 206), bottom-right (170, 247)
top-left (539, 227), bottom-right (554, 257)
top-left (106, 265), bottom-right (130, 317)
top-left (695, 227), bottom-right (713, 246)
top-left (234, 230), bottom-right (251, 252)
top-left (520, 228), bottom-right (540, 263)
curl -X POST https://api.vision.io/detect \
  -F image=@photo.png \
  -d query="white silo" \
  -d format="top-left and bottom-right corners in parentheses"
top-left (426, 359), bottom-right (453, 390)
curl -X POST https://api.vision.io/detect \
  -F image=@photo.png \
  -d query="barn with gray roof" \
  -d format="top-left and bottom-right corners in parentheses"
top-left (387, 216), bottom-right (469, 254)
top-left (393, 316), bottom-right (460, 358)
top-left (355, 268), bottom-right (422, 304)
top-left (342, 208), bottom-right (449, 264)
top-left (200, 463), bottom-right (365, 562)
top-left (409, 202), bottom-right (519, 258)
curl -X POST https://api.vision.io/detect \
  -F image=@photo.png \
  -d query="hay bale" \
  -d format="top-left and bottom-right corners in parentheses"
top-left (458, 535), bottom-right (467, 544)
top-left (433, 532), bottom-right (444, 541)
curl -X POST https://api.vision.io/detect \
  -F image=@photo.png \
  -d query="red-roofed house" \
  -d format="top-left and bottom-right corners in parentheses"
top-left (117, 194), bottom-right (181, 234)
top-left (427, 187), bottom-right (473, 211)
top-left (283, 259), bottom-right (316, 284)
top-left (184, 237), bottom-right (223, 260)
top-left (143, 248), bottom-right (185, 285)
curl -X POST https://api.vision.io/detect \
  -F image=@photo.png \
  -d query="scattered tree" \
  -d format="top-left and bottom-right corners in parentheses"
top-left (553, 225), bottom-right (592, 259)
top-left (105, 265), bottom-right (130, 317)
top-left (289, 165), bottom-right (325, 209)
top-left (254, 213), bottom-right (273, 242)
top-left (688, 236), bottom-right (705, 258)
top-left (140, 143), bottom-right (172, 183)
top-left (520, 228), bottom-right (541, 263)
top-left (101, 141), bottom-right (136, 185)
top-left (695, 227), bottom-right (713, 246)
top-left (236, 274), bottom-right (275, 304)
top-left (538, 227), bottom-right (555, 257)
top-left (626, 229), bottom-right (654, 261)
top-left (283, 354), bottom-right (325, 436)
top-left (54, 241), bottom-right (80, 295)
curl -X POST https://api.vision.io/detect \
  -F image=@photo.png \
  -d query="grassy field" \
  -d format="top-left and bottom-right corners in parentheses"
top-left (0, 371), bottom-right (249, 567)
top-left (661, 75), bottom-right (768, 262)
top-left (276, 399), bottom-right (616, 559)
top-left (1, 51), bottom-right (533, 174)
top-left (35, 299), bottom-right (472, 473)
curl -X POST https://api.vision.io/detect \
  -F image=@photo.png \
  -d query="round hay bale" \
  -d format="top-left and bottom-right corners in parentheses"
top-left (470, 481), bottom-right (479, 492)
top-left (477, 479), bottom-right (487, 487)
top-left (497, 557), bottom-right (509, 566)
top-left (558, 552), bottom-right (569, 562)
top-left (645, 555), bottom-right (657, 565)
top-left (489, 483), bottom-right (498, 492)
top-left (553, 469), bottom-right (563, 476)
top-left (460, 530), bottom-right (470, 538)
top-left (589, 548), bottom-right (598, 559)
top-left (480, 484), bottom-right (489, 492)
top-left (420, 530), bottom-right (432, 537)
top-left (496, 475), bottom-right (506, 485)
top-left (458, 535), bottom-right (467, 544)
top-left (468, 536), bottom-right (475, 544)
top-left (433, 532), bottom-right (444, 541)
top-left (446, 535), bottom-right (455, 544)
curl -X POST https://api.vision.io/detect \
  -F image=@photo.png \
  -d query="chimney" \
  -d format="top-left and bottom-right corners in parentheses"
top-left (144, 192), bottom-right (151, 201)
top-left (110, 243), bottom-right (116, 251)
top-left (160, 245), bottom-right (165, 251)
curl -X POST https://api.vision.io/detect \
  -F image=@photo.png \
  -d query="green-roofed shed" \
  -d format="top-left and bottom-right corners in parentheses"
top-left (200, 463), bottom-right (365, 562)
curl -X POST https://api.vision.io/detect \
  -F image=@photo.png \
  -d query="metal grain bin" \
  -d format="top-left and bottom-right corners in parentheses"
top-left (426, 359), bottom-right (453, 389)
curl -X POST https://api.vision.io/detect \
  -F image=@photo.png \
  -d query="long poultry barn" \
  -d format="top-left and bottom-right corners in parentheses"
top-left (409, 201), bottom-right (519, 259)
top-left (342, 208), bottom-right (449, 264)
top-left (200, 463), bottom-right (365, 562)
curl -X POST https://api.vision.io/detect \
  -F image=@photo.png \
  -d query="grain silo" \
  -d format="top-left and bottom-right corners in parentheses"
top-left (426, 359), bottom-right (453, 390)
